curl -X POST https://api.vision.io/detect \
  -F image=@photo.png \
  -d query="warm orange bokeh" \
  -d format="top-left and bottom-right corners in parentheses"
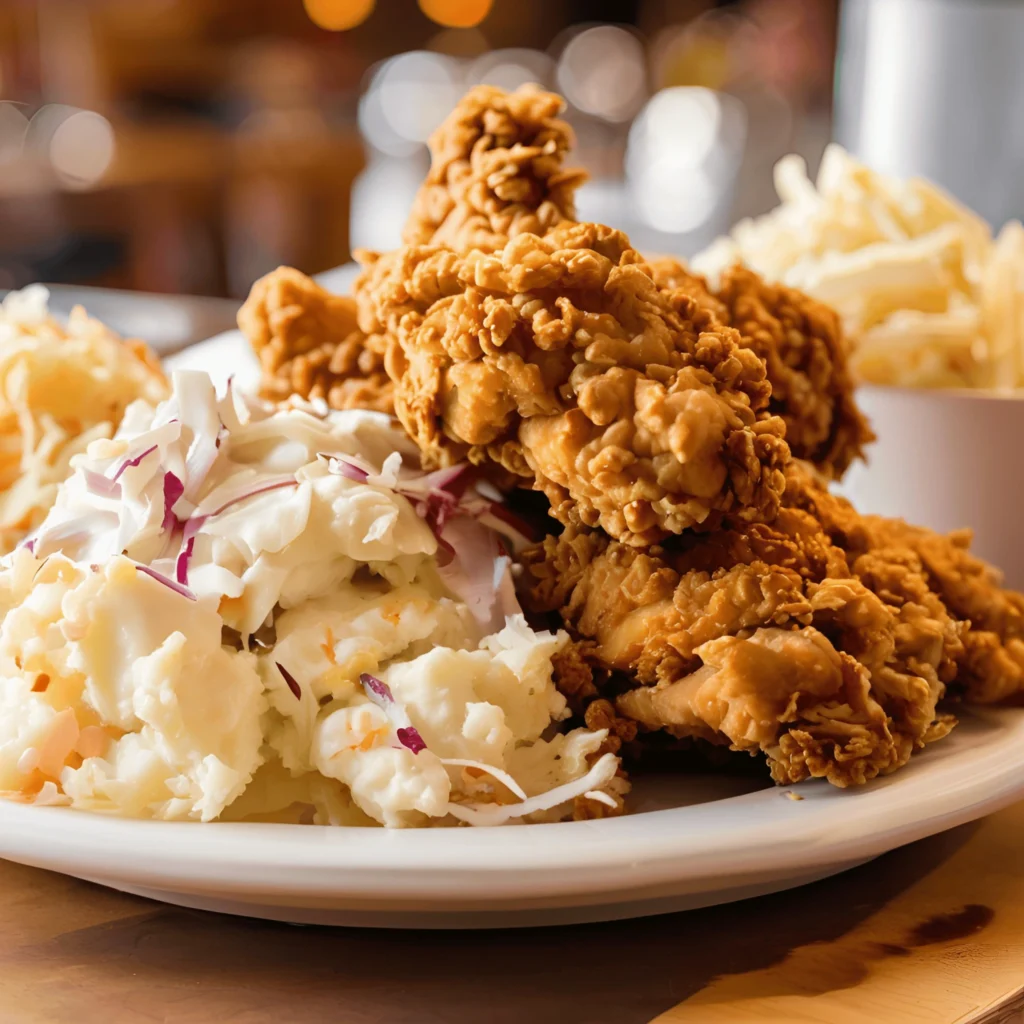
top-left (418, 0), bottom-right (493, 30)
top-left (303, 0), bottom-right (376, 31)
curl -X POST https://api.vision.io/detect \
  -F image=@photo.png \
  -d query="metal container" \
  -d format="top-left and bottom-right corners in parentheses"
top-left (834, 0), bottom-right (1024, 227)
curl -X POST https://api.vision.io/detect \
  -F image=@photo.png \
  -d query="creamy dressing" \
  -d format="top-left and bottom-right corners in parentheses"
top-left (0, 372), bottom-right (620, 826)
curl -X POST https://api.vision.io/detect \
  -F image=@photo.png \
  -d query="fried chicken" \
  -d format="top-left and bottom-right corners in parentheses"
top-left (520, 496), bottom-right (959, 786)
top-left (240, 87), bottom-right (585, 415)
top-left (649, 259), bottom-right (874, 477)
top-left (352, 84), bottom-right (872, 544)
top-left (355, 221), bottom-right (790, 546)
top-left (784, 461), bottom-right (1024, 704)
top-left (229, 84), bottom-right (1024, 799)
top-left (247, 81), bottom-right (869, 509)
top-left (402, 84), bottom-right (587, 252)
top-left (521, 453), bottom-right (1024, 787)
top-left (900, 529), bottom-right (1024, 705)
top-left (238, 267), bottom-right (393, 413)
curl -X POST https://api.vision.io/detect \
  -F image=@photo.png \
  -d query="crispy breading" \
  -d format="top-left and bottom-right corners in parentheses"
top-left (238, 88), bottom-right (586, 416)
top-left (520, 506), bottom-right (957, 787)
top-left (355, 223), bottom-right (790, 546)
top-left (235, 84), bottom-right (1024, 801)
top-left (858, 523), bottom-right (1024, 704)
top-left (782, 460), bottom-right (1024, 702)
top-left (402, 84), bottom-right (587, 252)
top-left (649, 259), bottom-right (874, 477)
top-left (238, 267), bottom-right (393, 413)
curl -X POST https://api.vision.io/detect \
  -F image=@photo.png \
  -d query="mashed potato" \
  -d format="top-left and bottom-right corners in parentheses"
top-left (0, 371), bottom-right (621, 826)
top-left (0, 285), bottom-right (167, 553)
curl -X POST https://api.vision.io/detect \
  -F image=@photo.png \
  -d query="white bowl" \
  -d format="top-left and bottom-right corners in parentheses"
top-left (840, 385), bottom-right (1024, 588)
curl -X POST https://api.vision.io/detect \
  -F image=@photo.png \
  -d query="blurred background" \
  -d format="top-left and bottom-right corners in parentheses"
top-left (0, 0), bottom-right (839, 299)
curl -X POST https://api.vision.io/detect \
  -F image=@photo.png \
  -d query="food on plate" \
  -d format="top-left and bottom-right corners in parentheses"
top-left (519, 467), bottom-right (958, 787)
top-left (0, 285), bottom-right (167, 556)
top-left (649, 259), bottom-right (874, 477)
top-left (223, 84), bottom-right (1024, 796)
top-left (693, 145), bottom-right (1024, 389)
top-left (13, 82), bottom-right (1015, 825)
top-left (238, 266), bottom-right (393, 414)
top-left (783, 465), bottom-right (1024, 706)
top-left (523, 457), bottom-right (1024, 787)
top-left (0, 371), bottom-right (623, 824)
top-left (224, 82), bottom-right (1024, 794)
top-left (356, 221), bottom-right (789, 547)
top-left (402, 83), bottom-right (587, 253)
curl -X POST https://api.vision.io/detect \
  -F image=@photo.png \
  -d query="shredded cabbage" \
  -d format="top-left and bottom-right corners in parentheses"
top-left (0, 371), bottom-right (623, 827)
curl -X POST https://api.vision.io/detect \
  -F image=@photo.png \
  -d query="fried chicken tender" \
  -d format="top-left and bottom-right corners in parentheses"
top-left (355, 222), bottom-right (790, 546)
top-left (520, 499), bottom-right (958, 787)
top-left (649, 259), bottom-right (874, 477)
top-left (784, 461), bottom-right (1024, 704)
top-left (880, 525), bottom-right (1024, 703)
top-left (402, 84), bottom-right (587, 252)
top-left (238, 267), bottom-right (393, 413)
top-left (240, 87), bottom-right (584, 415)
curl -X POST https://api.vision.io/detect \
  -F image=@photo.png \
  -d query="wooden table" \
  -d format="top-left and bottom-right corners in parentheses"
top-left (3, 804), bottom-right (1024, 1024)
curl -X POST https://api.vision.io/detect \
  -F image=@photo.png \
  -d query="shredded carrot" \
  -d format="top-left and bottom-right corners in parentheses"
top-left (320, 627), bottom-right (337, 664)
top-left (356, 728), bottom-right (387, 752)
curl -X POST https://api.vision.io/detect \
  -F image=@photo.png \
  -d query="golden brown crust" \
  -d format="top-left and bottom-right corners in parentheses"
top-left (856, 522), bottom-right (1024, 704)
top-left (402, 84), bottom-right (587, 252)
top-left (518, 460), bottom-right (1018, 788)
top-left (519, 511), bottom-right (956, 787)
top-left (234, 85), bottom-right (1024, 799)
top-left (238, 267), bottom-right (394, 413)
top-left (650, 259), bottom-right (874, 478)
top-left (355, 225), bottom-right (790, 546)
top-left (767, 460), bottom-right (1024, 704)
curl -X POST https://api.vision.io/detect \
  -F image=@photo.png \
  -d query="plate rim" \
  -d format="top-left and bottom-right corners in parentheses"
top-left (1, 708), bottom-right (1022, 908)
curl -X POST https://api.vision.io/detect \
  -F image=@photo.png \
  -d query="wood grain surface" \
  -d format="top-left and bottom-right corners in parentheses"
top-left (3, 803), bottom-right (1024, 1024)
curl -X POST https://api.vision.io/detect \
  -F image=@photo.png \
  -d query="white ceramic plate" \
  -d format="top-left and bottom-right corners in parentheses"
top-left (2, 708), bottom-right (1023, 929)
top-left (92, 320), bottom-right (1024, 928)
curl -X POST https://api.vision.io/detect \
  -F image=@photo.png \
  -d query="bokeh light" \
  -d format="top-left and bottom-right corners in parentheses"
top-left (48, 110), bottom-right (116, 188)
top-left (0, 102), bottom-right (29, 164)
top-left (359, 51), bottom-right (461, 155)
top-left (626, 87), bottom-right (746, 236)
top-left (556, 25), bottom-right (647, 122)
top-left (418, 0), bottom-right (492, 30)
top-left (466, 48), bottom-right (553, 91)
top-left (650, 15), bottom-right (743, 92)
top-left (635, 163), bottom-right (717, 234)
top-left (303, 0), bottom-right (375, 32)
top-left (628, 87), bottom-right (723, 174)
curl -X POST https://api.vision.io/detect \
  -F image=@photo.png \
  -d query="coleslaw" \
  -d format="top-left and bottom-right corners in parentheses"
top-left (0, 371), bottom-right (623, 826)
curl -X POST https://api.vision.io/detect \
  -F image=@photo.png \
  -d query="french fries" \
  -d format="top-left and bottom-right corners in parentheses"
top-left (694, 145), bottom-right (1024, 390)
